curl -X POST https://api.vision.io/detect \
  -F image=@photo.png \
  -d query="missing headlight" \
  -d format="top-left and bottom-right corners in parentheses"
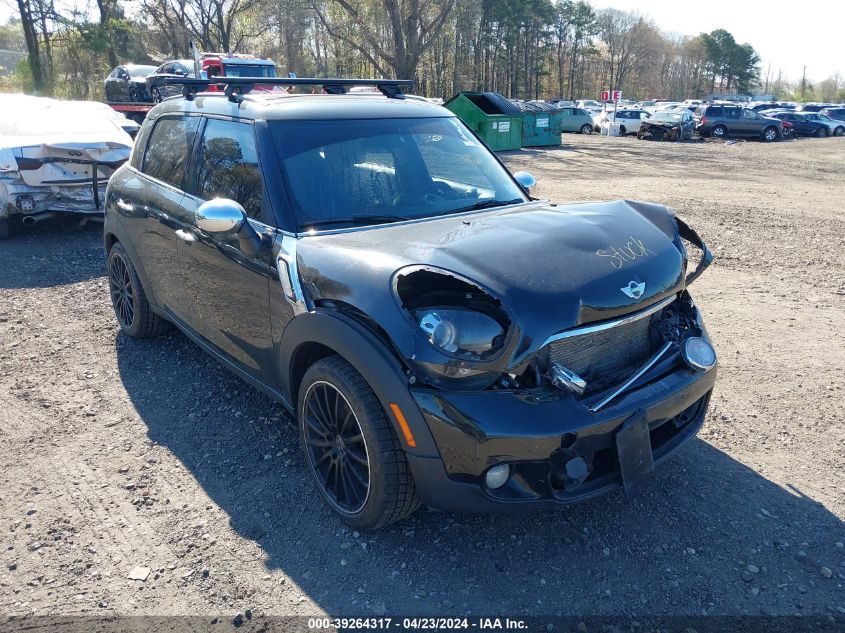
top-left (416, 308), bottom-right (504, 357)
top-left (395, 267), bottom-right (512, 388)
top-left (396, 268), bottom-right (510, 352)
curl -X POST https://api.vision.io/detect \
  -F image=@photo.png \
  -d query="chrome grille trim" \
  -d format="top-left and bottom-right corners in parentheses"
top-left (589, 341), bottom-right (674, 412)
top-left (541, 295), bottom-right (676, 349)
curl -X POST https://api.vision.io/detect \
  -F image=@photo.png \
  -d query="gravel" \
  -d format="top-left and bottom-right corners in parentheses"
top-left (0, 134), bottom-right (843, 618)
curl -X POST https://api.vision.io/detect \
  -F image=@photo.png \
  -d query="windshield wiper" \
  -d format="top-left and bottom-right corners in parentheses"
top-left (301, 214), bottom-right (410, 229)
top-left (447, 198), bottom-right (525, 215)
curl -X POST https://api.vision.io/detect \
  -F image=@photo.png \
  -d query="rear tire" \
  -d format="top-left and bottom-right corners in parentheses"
top-left (298, 356), bottom-right (419, 530)
top-left (0, 217), bottom-right (9, 241)
top-left (107, 242), bottom-right (170, 338)
top-left (712, 125), bottom-right (727, 139)
top-left (816, 127), bottom-right (829, 138)
top-left (580, 124), bottom-right (592, 135)
top-left (151, 87), bottom-right (162, 103)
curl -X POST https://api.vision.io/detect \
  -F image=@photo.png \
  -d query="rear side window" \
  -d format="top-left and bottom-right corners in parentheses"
top-left (194, 118), bottom-right (263, 219)
top-left (724, 107), bottom-right (741, 119)
top-left (142, 116), bottom-right (201, 189)
top-left (704, 106), bottom-right (721, 116)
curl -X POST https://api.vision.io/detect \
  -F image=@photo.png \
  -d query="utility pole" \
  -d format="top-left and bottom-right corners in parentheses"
top-left (801, 65), bottom-right (807, 100)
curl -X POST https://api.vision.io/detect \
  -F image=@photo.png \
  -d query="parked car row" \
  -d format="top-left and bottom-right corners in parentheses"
top-left (104, 53), bottom-right (278, 105)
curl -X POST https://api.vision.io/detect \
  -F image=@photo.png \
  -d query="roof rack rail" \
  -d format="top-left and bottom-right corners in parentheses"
top-left (164, 77), bottom-right (414, 102)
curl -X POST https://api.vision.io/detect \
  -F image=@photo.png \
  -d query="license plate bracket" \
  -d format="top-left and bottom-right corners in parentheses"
top-left (615, 409), bottom-right (654, 496)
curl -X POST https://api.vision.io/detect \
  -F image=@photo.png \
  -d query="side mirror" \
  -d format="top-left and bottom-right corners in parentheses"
top-left (513, 171), bottom-right (536, 193)
top-left (196, 198), bottom-right (246, 234)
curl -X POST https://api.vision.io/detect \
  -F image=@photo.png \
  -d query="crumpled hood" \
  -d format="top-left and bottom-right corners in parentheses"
top-left (297, 199), bottom-right (687, 368)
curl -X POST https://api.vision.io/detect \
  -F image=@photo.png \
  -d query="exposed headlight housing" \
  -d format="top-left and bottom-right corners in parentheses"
top-left (416, 308), bottom-right (504, 358)
top-left (394, 266), bottom-right (512, 389)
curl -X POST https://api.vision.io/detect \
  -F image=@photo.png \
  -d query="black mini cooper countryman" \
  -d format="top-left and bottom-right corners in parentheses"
top-left (105, 77), bottom-right (717, 530)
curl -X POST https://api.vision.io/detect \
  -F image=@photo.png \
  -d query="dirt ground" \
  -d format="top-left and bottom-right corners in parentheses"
top-left (0, 133), bottom-right (843, 625)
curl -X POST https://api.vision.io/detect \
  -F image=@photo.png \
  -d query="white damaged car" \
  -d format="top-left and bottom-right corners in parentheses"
top-left (0, 94), bottom-right (133, 239)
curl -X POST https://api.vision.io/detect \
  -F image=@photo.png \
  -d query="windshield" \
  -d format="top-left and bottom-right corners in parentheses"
top-left (652, 112), bottom-right (682, 122)
top-left (270, 117), bottom-right (527, 229)
top-left (129, 66), bottom-right (156, 77)
top-left (223, 63), bottom-right (276, 78)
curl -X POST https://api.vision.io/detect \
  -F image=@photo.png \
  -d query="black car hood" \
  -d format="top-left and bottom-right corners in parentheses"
top-left (296, 199), bottom-right (687, 370)
top-left (642, 120), bottom-right (681, 129)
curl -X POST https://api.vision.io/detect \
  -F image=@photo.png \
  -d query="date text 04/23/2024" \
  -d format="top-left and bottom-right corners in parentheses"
top-left (307, 618), bottom-right (528, 630)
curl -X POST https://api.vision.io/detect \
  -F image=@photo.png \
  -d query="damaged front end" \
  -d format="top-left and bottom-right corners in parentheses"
top-left (296, 199), bottom-right (717, 509)
top-left (638, 121), bottom-right (684, 141)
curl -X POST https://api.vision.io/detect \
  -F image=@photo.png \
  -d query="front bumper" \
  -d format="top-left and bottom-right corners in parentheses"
top-left (406, 356), bottom-right (716, 513)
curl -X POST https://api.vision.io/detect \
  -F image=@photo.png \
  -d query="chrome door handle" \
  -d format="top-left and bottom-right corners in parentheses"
top-left (115, 199), bottom-right (133, 212)
top-left (175, 229), bottom-right (196, 244)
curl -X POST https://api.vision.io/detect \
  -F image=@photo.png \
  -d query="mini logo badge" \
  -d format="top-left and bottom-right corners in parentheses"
top-left (621, 281), bottom-right (645, 299)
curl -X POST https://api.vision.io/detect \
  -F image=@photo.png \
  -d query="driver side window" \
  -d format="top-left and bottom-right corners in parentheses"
top-left (193, 119), bottom-right (264, 220)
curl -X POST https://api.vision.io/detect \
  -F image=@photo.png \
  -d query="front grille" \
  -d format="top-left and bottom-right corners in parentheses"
top-left (548, 313), bottom-right (654, 384)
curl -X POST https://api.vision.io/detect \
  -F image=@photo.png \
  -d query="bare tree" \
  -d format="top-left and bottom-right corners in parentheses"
top-left (312, 0), bottom-right (455, 79)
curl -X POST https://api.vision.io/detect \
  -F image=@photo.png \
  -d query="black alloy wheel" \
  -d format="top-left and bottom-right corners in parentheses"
top-left (297, 356), bottom-right (419, 530)
top-left (106, 243), bottom-right (170, 338)
top-left (109, 250), bottom-right (135, 330)
top-left (302, 380), bottom-right (371, 514)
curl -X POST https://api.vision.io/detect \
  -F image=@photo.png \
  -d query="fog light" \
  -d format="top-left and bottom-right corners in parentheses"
top-left (484, 463), bottom-right (510, 489)
top-left (682, 336), bottom-right (716, 371)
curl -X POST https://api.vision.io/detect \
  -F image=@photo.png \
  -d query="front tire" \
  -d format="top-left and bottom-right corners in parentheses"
top-left (151, 87), bottom-right (162, 103)
top-left (834, 126), bottom-right (844, 136)
top-left (298, 356), bottom-right (419, 530)
top-left (816, 127), bottom-right (829, 138)
top-left (107, 243), bottom-right (170, 338)
top-left (0, 217), bottom-right (9, 241)
top-left (762, 126), bottom-right (779, 142)
top-left (580, 124), bottom-right (592, 135)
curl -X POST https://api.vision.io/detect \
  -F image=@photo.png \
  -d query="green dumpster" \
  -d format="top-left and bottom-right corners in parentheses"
top-left (513, 100), bottom-right (563, 147)
top-left (444, 92), bottom-right (523, 151)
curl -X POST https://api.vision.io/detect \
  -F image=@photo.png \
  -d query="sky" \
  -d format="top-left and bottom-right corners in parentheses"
top-left (1, 0), bottom-right (842, 84)
top-left (591, 0), bottom-right (844, 84)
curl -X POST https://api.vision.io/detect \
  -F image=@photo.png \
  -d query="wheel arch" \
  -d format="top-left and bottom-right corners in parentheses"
top-left (105, 231), bottom-right (119, 253)
top-left (279, 310), bottom-right (440, 458)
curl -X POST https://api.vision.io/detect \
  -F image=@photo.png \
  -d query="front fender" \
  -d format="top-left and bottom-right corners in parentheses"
top-left (278, 309), bottom-right (440, 458)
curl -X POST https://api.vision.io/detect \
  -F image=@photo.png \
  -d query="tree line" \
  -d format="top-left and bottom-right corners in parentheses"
top-left (1, 0), bottom-right (841, 103)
